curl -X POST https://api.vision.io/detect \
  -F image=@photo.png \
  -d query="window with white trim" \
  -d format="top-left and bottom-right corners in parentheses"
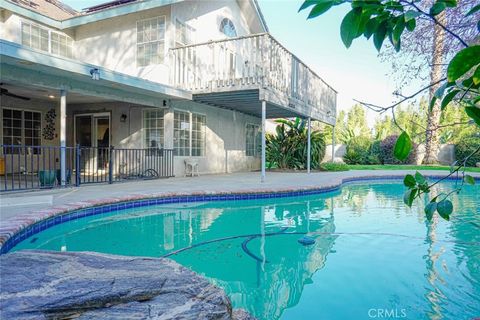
top-left (136, 16), bottom-right (166, 67)
top-left (143, 109), bottom-right (164, 148)
top-left (220, 18), bottom-right (237, 37)
top-left (21, 23), bottom-right (49, 52)
top-left (245, 123), bottom-right (260, 157)
top-left (174, 110), bottom-right (206, 156)
top-left (174, 110), bottom-right (190, 156)
top-left (2, 108), bottom-right (41, 154)
top-left (21, 22), bottom-right (73, 58)
top-left (51, 32), bottom-right (73, 58)
top-left (191, 113), bottom-right (206, 156)
top-left (175, 19), bottom-right (195, 47)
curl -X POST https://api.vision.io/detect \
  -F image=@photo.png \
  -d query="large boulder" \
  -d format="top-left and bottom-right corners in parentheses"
top-left (0, 250), bottom-right (255, 320)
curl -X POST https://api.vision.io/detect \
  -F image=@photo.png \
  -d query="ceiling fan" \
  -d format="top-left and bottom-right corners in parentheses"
top-left (0, 84), bottom-right (31, 101)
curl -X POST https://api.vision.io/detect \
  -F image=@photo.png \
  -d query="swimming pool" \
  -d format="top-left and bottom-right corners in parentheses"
top-left (11, 180), bottom-right (480, 319)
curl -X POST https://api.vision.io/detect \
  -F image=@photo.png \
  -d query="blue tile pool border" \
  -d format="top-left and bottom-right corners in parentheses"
top-left (1, 174), bottom-right (477, 254)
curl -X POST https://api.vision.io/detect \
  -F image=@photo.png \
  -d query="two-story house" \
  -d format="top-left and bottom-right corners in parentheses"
top-left (0, 0), bottom-right (336, 191)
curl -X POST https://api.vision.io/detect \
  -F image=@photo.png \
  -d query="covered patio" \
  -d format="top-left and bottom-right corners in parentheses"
top-left (0, 40), bottom-right (190, 191)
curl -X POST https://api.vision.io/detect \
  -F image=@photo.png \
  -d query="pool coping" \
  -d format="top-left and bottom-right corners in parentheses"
top-left (1, 173), bottom-right (478, 254)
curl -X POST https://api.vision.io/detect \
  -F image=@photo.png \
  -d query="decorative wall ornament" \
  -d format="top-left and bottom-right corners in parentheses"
top-left (42, 109), bottom-right (56, 140)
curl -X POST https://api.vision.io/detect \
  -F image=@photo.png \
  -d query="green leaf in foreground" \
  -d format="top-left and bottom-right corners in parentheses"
top-left (465, 106), bottom-right (480, 126)
top-left (403, 189), bottom-right (417, 207)
top-left (429, 96), bottom-right (437, 112)
top-left (430, 1), bottom-right (447, 15)
top-left (437, 199), bottom-right (453, 220)
top-left (414, 171), bottom-right (426, 185)
top-left (465, 3), bottom-right (480, 16)
top-left (394, 131), bottom-right (412, 161)
top-left (473, 66), bottom-right (480, 85)
top-left (440, 90), bottom-right (460, 110)
top-left (340, 8), bottom-right (363, 48)
top-left (404, 174), bottom-right (416, 187)
top-left (404, 10), bottom-right (420, 21)
top-left (464, 174), bottom-right (476, 185)
top-left (447, 45), bottom-right (480, 82)
top-left (373, 21), bottom-right (387, 51)
top-left (299, 0), bottom-right (317, 12)
top-left (424, 202), bottom-right (437, 221)
top-left (307, 1), bottom-right (334, 19)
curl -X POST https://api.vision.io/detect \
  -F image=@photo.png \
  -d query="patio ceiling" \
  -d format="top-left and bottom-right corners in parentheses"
top-left (193, 90), bottom-right (312, 120)
top-left (0, 82), bottom-right (113, 104)
top-left (0, 40), bottom-right (191, 107)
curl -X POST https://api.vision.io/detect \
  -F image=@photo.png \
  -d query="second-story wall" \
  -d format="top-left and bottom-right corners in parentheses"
top-left (1, 11), bottom-right (74, 57)
top-left (74, 5), bottom-right (172, 84)
top-left (1, 0), bottom-right (254, 86)
top-left (172, 0), bottom-right (251, 42)
top-left (74, 0), bottom-right (252, 85)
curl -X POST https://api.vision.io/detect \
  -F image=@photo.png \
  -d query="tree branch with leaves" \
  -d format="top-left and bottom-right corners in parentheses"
top-left (300, 0), bottom-right (480, 221)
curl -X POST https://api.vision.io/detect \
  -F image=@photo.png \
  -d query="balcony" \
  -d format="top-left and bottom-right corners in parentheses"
top-left (170, 33), bottom-right (336, 125)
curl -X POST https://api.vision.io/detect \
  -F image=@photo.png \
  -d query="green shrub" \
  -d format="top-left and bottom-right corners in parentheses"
top-left (266, 118), bottom-right (326, 170)
top-left (320, 162), bottom-right (350, 171)
top-left (367, 140), bottom-right (382, 165)
top-left (455, 135), bottom-right (480, 167)
top-left (343, 137), bottom-right (380, 165)
top-left (380, 135), bottom-right (417, 164)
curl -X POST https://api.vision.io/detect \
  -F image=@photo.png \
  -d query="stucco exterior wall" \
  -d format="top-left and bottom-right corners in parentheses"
top-left (73, 0), bottom-right (251, 85)
top-left (2, 1), bottom-right (252, 86)
top-left (170, 100), bottom-right (260, 176)
top-left (73, 6), bottom-right (172, 85)
top-left (171, 0), bottom-right (251, 42)
top-left (0, 13), bottom-right (73, 47)
top-left (66, 100), bottom-right (261, 176)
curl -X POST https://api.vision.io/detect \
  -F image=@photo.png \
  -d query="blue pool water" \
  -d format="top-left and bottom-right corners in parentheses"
top-left (12, 181), bottom-right (480, 319)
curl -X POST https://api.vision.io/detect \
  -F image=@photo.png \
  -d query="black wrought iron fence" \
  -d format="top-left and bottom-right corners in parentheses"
top-left (0, 145), bottom-right (174, 192)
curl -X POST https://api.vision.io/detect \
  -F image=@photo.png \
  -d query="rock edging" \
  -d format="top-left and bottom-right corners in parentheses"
top-left (0, 250), bottom-right (255, 320)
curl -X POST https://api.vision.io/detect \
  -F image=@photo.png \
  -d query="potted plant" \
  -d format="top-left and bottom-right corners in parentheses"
top-left (39, 170), bottom-right (56, 187)
top-left (56, 169), bottom-right (71, 185)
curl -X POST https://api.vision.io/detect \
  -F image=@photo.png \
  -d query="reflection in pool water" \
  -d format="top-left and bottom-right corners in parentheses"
top-left (12, 181), bottom-right (480, 319)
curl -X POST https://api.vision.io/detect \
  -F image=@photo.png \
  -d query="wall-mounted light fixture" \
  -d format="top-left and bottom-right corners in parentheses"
top-left (90, 68), bottom-right (100, 81)
top-left (120, 113), bottom-right (127, 122)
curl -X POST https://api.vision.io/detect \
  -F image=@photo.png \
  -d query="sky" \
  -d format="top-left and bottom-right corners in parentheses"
top-left (61, 0), bottom-right (421, 126)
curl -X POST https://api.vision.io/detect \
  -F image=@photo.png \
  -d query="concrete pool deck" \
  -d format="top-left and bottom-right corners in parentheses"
top-left (1, 169), bottom-right (479, 251)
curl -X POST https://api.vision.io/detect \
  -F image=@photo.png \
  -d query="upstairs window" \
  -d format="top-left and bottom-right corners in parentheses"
top-left (136, 16), bottom-right (166, 67)
top-left (21, 22), bottom-right (73, 58)
top-left (220, 18), bottom-right (237, 38)
top-left (175, 19), bottom-right (195, 47)
top-left (21, 23), bottom-right (48, 52)
top-left (51, 32), bottom-right (73, 58)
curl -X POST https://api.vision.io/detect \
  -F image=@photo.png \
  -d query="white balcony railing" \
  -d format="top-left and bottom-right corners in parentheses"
top-left (170, 33), bottom-right (336, 122)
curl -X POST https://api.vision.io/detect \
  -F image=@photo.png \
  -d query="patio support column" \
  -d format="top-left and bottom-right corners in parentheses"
top-left (261, 100), bottom-right (266, 183)
top-left (60, 89), bottom-right (67, 186)
top-left (307, 117), bottom-right (311, 174)
top-left (331, 125), bottom-right (335, 162)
